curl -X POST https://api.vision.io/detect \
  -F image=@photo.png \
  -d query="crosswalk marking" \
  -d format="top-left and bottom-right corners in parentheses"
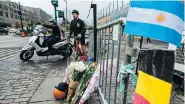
top-left (0, 49), bottom-right (20, 55)
top-left (0, 48), bottom-right (21, 61)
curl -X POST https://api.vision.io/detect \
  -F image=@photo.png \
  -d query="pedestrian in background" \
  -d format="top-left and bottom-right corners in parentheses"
top-left (147, 38), bottom-right (151, 44)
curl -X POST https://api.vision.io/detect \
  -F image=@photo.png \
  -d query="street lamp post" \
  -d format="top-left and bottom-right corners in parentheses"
top-left (18, 2), bottom-right (23, 31)
top-left (51, 0), bottom-right (58, 22)
top-left (64, 0), bottom-right (68, 31)
top-left (54, 6), bottom-right (57, 22)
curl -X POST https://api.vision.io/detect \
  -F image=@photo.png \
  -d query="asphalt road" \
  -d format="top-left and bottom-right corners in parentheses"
top-left (0, 34), bottom-right (30, 61)
top-left (0, 33), bottom-right (29, 49)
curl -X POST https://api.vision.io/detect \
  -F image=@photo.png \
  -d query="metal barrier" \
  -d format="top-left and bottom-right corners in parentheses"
top-left (97, 0), bottom-right (130, 26)
top-left (96, 19), bottom-right (135, 104)
top-left (92, 11), bottom-right (185, 104)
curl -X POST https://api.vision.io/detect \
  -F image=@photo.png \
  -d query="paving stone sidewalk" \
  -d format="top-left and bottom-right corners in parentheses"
top-left (0, 54), bottom-right (67, 104)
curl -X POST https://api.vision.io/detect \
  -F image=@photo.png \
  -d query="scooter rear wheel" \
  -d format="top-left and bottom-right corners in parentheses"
top-left (20, 50), bottom-right (34, 61)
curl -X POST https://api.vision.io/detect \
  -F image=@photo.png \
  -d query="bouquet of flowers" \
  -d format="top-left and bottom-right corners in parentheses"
top-left (79, 64), bottom-right (100, 104)
top-left (63, 61), bottom-right (87, 84)
top-left (65, 61), bottom-right (88, 102)
top-left (70, 62), bottom-right (98, 104)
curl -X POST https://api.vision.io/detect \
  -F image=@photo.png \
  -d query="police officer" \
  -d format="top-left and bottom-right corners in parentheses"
top-left (43, 18), bottom-right (61, 55)
top-left (69, 9), bottom-right (86, 54)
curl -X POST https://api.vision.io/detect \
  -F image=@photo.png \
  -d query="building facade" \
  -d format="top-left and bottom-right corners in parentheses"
top-left (0, 0), bottom-right (51, 28)
top-left (34, 8), bottom-right (52, 23)
top-left (0, 0), bottom-right (20, 27)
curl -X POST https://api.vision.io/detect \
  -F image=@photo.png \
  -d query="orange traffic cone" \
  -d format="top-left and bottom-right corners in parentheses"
top-left (21, 32), bottom-right (25, 37)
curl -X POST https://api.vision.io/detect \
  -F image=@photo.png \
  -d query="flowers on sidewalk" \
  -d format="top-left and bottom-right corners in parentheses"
top-left (62, 61), bottom-right (99, 104)
top-left (63, 61), bottom-right (88, 84)
top-left (70, 61), bottom-right (87, 82)
top-left (70, 63), bottom-right (98, 104)
top-left (63, 61), bottom-right (88, 102)
top-left (79, 64), bottom-right (100, 104)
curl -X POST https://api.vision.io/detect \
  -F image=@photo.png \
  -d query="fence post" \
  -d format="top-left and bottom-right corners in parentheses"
top-left (135, 36), bottom-right (143, 75)
top-left (91, 4), bottom-right (97, 62)
top-left (123, 34), bottom-right (134, 104)
top-left (113, 23), bottom-right (122, 104)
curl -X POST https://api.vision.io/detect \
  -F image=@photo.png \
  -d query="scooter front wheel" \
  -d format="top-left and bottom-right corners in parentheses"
top-left (20, 50), bottom-right (34, 61)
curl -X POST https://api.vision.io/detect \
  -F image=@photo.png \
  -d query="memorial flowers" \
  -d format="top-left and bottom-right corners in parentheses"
top-left (65, 61), bottom-right (88, 102)
top-left (70, 62), bottom-right (98, 104)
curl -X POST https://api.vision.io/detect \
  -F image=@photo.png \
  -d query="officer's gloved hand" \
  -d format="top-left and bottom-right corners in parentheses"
top-left (67, 35), bottom-right (71, 42)
top-left (78, 34), bottom-right (81, 38)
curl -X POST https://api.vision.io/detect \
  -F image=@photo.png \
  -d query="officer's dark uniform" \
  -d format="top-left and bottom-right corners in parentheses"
top-left (69, 18), bottom-right (86, 45)
top-left (43, 24), bottom-right (61, 53)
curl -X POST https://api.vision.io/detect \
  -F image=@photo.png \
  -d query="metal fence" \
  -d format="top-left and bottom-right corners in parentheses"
top-left (93, 17), bottom-right (185, 104)
top-left (97, 0), bottom-right (130, 26)
top-left (92, 2), bottom-right (185, 104)
top-left (96, 18), bottom-right (135, 104)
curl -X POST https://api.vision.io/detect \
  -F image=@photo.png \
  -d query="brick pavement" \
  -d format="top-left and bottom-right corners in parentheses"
top-left (0, 48), bottom-right (22, 61)
top-left (0, 54), bottom-right (67, 104)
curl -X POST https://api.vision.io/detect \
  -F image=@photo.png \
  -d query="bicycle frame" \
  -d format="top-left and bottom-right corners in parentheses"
top-left (74, 37), bottom-right (80, 53)
top-left (72, 37), bottom-right (81, 61)
top-left (73, 36), bottom-right (88, 61)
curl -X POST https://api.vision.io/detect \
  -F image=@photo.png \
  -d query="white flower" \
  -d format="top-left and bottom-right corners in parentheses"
top-left (68, 61), bottom-right (87, 72)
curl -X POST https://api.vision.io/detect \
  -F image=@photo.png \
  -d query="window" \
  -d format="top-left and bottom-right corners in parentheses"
top-left (11, 14), bottom-right (13, 18)
top-left (14, 10), bottom-right (17, 13)
top-left (9, 3), bottom-right (11, 7)
top-left (10, 9), bottom-right (13, 13)
top-left (9, 8), bottom-right (12, 12)
top-left (5, 12), bottom-right (8, 18)
top-left (13, 5), bottom-right (16, 8)
top-left (3, 6), bottom-right (8, 10)
top-left (0, 5), bottom-right (2, 8)
top-left (15, 15), bottom-right (17, 19)
top-left (0, 11), bottom-right (3, 16)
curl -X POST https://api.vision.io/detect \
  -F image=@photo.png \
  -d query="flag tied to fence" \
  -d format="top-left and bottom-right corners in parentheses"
top-left (134, 49), bottom-right (175, 104)
top-left (124, 1), bottom-right (184, 47)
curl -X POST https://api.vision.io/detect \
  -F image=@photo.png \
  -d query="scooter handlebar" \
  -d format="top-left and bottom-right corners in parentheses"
top-left (35, 29), bottom-right (49, 36)
top-left (66, 36), bottom-right (72, 42)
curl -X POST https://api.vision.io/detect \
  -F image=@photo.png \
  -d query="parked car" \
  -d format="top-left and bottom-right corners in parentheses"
top-left (0, 27), bottom-right (8, 35)
top-left (9, 28), bottom-right (17, 33)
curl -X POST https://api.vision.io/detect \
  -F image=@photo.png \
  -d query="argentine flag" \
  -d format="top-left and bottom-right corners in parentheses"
top-left (124, 1), bottom-right (184, 47)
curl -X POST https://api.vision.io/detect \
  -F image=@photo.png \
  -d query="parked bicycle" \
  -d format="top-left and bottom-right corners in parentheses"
top-left (67, 35), bottom-right (88, 62)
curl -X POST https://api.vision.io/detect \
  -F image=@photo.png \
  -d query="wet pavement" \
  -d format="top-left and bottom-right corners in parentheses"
top-left (0, 34), bottom-right (29, 49)
top-left (0, 54), bottom-right (67, 104)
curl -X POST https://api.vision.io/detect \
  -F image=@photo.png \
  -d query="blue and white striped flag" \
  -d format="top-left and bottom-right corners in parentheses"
top-left (124, 1), bottom-right (184, 47)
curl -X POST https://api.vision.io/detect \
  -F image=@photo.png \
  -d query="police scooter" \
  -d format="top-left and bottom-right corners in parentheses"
top-left (20, 28), bottom-right (73, 61)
